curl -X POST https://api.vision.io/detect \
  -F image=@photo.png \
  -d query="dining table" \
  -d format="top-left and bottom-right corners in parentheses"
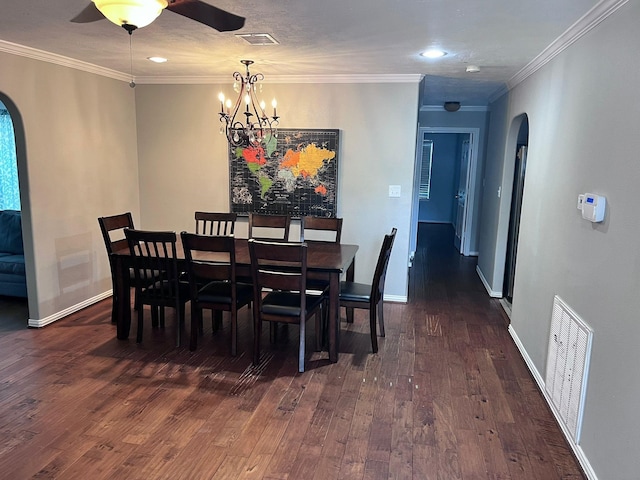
top-left (111, 237), bottom-right (358, 363)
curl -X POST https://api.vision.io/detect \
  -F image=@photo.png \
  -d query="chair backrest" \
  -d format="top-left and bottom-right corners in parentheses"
top-left (370, 228), bottom-right (397, 303)
top-left (249, 239), bottom-right (308, 302)
top-left (181, 232), bottom-right (236, 291)
top-left (300, 216), bottom-right (343, 243)
top-left (98, 212), bottom-right (134, 255)
top-left (195, 211), bottom-right (237, 236)
top-left (248, 213), bottom-right (291, 241)
top-left (125, 229), bottom-right (181, 301)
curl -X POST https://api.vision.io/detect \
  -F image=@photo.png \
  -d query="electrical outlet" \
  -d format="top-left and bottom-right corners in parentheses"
top-left (389, 185), bottom-right (401, 198)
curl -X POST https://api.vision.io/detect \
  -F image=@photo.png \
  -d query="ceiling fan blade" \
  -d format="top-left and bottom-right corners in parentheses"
top-left (167, 0), bottom-right (245, 32)
top-left (70, 3), bottom-right (106, 23)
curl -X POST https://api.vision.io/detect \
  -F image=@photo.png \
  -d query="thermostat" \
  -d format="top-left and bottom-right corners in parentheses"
top-left (580, 193), bottom-right (606, 223)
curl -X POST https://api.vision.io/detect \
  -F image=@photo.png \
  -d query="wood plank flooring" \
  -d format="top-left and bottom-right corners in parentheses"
top-left (0, 223), bottom-right (585, 479)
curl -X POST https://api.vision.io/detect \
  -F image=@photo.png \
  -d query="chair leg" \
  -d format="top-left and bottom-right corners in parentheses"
top-left (253, 316), bottom-right (261, 366)
top-left (369, 306), bottom-right (378, 353)
top-left (298, 316), bottom-right (306, 373)
top-left (346, 306), bottom-right (354, 323)
top-left (377, 300), bottom-right (385, 338)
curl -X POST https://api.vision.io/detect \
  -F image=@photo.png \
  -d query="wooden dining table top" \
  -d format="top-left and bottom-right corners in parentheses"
top-left (114, 237), bottom-right (358, 273)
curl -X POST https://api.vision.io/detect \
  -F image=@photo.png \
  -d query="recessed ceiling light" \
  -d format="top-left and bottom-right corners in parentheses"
top-left (420, 49), bottom-right (447, 59)
top-left (147, 56), bottom-right (167, 63)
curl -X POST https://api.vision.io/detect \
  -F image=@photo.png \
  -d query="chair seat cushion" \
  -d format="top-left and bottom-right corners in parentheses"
top-left (143, 279), bottom-right (190, 300)
top-left (198, 281), bottom-right (253, 305)
top-left (262, 291), bottom-right (324, 317)
top-left (339, 281), bottom-right (371, 303)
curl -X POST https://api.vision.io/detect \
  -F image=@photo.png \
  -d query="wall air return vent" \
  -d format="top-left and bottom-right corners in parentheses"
top-left (544, 295), bottom-right (593, 443)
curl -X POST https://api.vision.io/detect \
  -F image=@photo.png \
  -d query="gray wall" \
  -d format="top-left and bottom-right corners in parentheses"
top-left (476, 2), bottom-right (640, 478)
top-left (0, 51), bottom-right (140, 321)
top-left (134, 82), bottom-right (419, 301)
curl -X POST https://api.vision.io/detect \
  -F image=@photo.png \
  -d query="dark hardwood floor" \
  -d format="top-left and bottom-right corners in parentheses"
top-left (0, 223), bottom-right (585, 479)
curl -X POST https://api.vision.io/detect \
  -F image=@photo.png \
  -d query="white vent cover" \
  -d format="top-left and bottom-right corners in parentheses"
top-left (235, 33), bottom-right (279, 45)
top-left (545, 296), bottom-right (593, 443)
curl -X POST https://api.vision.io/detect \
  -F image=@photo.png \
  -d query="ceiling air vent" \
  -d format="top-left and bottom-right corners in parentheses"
top-left (235, 33), bottom-right (279, 45)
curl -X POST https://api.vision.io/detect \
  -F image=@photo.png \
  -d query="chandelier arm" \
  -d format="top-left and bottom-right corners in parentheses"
top-left (219, 60), bottom-right (279, 148)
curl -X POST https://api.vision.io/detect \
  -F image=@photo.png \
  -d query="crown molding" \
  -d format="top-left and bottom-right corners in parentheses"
top-left (0, 40), bottom-right (423, 85)
top-left (507, 0), bottom-right (628, 89)
top-left (135, 74), bottom-right (424, 85)
top-left (0, 39), bottom-right (130, 82)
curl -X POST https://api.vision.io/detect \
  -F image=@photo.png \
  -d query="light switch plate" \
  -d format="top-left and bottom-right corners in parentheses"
top-left (389, 185), bottom-right (401, 198)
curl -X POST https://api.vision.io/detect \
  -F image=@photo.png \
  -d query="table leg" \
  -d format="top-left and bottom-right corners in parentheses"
top-left (328, 271), bottom-right (339, 362)
top-left (346, 257), bottom-right (355, 323)
top-left (113, 254), bottom-right (132, 339)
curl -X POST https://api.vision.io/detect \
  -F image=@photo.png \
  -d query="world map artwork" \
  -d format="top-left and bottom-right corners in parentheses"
top-left (229, 129), bottom-right (339, 217)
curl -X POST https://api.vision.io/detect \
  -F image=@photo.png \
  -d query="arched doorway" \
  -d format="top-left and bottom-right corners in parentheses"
top-left (502, 114), bottom-right (529, 314)
top-left (0, 93), bottom-right (31, 327)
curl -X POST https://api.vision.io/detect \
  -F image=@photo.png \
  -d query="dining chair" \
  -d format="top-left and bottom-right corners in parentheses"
top-left (125, 229), bottom-right (189, 347)
top-left (248, 213), bottom-right (291, 241)
top-left (339, 227), bottom-right (397, 353)
top-left (300, 216), bottom-right (343, 243)
top-left (181, 232), bottom-right (253, 355)
top-left (248, 239), bottom-right (326, 372)
top-left (98, 212), bottom-right (135, 324)
top-left (195, 211), bottom-right (237, 236)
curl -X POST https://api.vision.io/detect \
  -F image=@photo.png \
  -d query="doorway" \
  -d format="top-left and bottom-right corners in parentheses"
top-left (502, 116), bottom-right (529, 309)
top-left (0, 94), bottom-right (31, 325)
top-left (410, 127), bottom-right (479, 260)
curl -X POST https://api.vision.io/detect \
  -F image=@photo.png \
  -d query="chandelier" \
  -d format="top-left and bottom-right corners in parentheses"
top-left (218, 60), bottom-right (279, 148)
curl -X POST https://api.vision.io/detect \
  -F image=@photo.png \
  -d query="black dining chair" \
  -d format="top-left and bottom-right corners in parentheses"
top-left (125, 229), bottom-right (189, 347)
top-left (248, 239), bottom-right (326, 372)
top-left (181, 232), bottom-right (253, 355)
top-left (339, 227), bottom-right (397, 353)
top-left (98, 212), bottom-right (136, 324)
top-left (248, 213), bottom-right (291, 241)
top-left (300, 215), bottom-right (343, 243)
top-left (195, 211), bottom-right (237, 236)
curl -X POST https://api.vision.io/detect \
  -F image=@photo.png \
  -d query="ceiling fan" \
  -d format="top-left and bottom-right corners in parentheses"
top-left (71, 0), bottom-right (245, 33)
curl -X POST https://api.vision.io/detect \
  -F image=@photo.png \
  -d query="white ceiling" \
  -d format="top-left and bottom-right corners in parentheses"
top-left (0, 0), bottom-right (601, 105)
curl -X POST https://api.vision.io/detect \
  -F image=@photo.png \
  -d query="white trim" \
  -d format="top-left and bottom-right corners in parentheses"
top-left (136, 74), bottom-right (424, 85)
top-left (508, 325), bottom-right (598, 480)
top-left (383, 294), bottom-right (407, 303)
top-left (508, 0), bottom-right (628, 89)
top-left (0, 39), bottom-right (130, 82)
top-left (476, 265), bottom-right (502, 297)
top-left (28, 291), bottom-right (112, 328)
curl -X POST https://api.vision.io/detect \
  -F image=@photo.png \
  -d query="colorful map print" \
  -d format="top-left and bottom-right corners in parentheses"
top-left (229, 129), bottom-right (339, 217)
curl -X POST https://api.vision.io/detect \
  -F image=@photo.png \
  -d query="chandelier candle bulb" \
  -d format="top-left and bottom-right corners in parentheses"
top-left (272, 99), bottom-right (277, 118)
top-left (218, 60), bottom-right (280, 148)
top-left (218, 92), bottom-right (225, 113)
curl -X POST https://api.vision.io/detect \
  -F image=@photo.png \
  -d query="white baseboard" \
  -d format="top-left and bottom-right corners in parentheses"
top-left (476, 265), bottom-right (502, 297)
top-left (383, 294), bottom-right (407, 303)
top-left (28, 290), bottom-right (112, 328)
top-left (508, 325), bottom-right (598, 480)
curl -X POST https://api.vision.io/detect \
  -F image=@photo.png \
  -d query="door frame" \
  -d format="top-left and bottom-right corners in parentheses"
top-left (410, 127), bottom-right (480, 258)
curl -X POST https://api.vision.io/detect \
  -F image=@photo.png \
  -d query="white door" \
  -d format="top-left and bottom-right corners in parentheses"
top-left (454, 138), bottom-right (471, 253)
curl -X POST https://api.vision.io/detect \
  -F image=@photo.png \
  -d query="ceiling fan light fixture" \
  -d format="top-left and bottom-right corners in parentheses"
top-left (93, 0), bottom-right (168, 29)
